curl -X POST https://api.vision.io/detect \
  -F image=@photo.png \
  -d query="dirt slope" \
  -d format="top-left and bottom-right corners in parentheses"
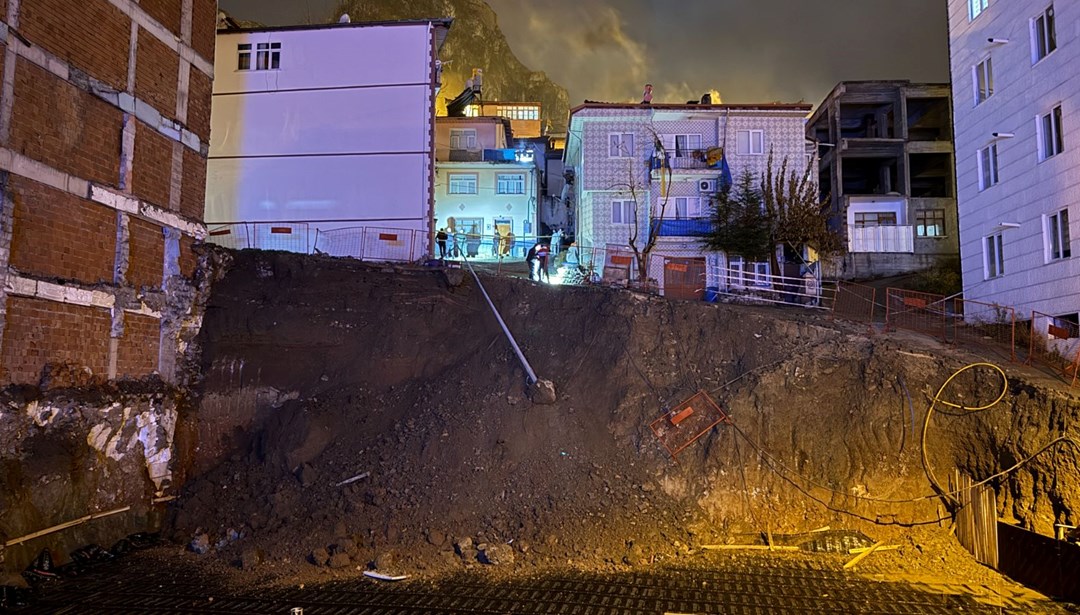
top-left (167, 249), bottom-right (1080, 585)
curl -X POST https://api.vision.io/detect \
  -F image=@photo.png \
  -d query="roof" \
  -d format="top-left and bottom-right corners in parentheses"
top-left (570, 101), bottom-right (813, 115)
top-left (218, 18), bottom-right (454, 50)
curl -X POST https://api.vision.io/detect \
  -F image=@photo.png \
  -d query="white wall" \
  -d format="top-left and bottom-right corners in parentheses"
top-left (433, 163), bottom-right (537, 247)
top-left (949, 0), bottom-right (1080, 316)
top-left (207, 24), bottom-right (436, 234)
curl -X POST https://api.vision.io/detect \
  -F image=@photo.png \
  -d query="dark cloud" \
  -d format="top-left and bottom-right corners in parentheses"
top-left (219, 0), bottom-right (950, 107)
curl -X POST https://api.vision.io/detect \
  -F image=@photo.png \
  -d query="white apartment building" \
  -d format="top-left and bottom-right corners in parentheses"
top-left (948, 0), bottom-right (1078, 319)
top-left (206, 19), bottom-right (451, 257)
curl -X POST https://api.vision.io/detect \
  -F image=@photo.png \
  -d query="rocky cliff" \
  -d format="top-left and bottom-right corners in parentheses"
top-left (334, 0), bottom-right (570, 133)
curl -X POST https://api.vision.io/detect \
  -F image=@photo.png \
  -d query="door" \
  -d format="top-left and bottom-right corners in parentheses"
top-left (663, 257), bottom-right (706, 300)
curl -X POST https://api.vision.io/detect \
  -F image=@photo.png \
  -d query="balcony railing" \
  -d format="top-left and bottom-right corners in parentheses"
top-left (652, 218), bottom-right (713, 237)
top-left (849, 225), bottom-right (914, 253)
top-left (649, 153), bottom-right (721, 171)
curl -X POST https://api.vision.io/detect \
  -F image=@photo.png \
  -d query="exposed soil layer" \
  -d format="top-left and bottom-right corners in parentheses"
top-left (168, 249), bottom-right (1080, 589)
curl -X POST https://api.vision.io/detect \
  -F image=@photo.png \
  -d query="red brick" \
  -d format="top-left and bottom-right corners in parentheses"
top-left (127, 216), bottom-right (164, 290)
top-left (117, 312), bottom-right (160, 378)
top-left (136, 30), bottom-right (179, 120)
top-left (186, 67), bottom-right (212, 141)
top-left (190, 0), bottom-right (216, 63)
top-left (180, 147), bottom-right (206, 221)
top-left (0, 297), bottom-right (110, 385)
top-left (132, 121), bottom-right (173, 208)
top-left (19, 0), bottom-right (131, 91)
top-left (179, 235), bottom-right (198, 279)
top-left (9, 175), bottom-right (117, 285)
top-left (11, 59), bottom-right (123, 186)
top-left (138, 0), bottom-right (182, 38)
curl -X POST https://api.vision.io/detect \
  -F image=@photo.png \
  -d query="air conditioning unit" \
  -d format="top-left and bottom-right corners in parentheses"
top-left (698, 179), bottom-right (717, 193)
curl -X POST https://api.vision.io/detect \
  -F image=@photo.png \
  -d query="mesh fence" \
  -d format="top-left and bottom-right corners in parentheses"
top-left (832, 281), bottom-right (877, 324)
top-left (950, 299), bottom-right (1017, 362)
top-left (885, 288), bottom-right (948, 338)
top-left (1026, 311), bottom-right (1080, 386)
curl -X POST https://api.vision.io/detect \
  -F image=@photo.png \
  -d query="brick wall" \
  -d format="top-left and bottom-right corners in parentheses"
top-left (179, 235), bottom-right (197, 278)
top-left (190, 0), bottom-right (217, 62)
top-left (117, 312), bottom-right (160, 378)
top-left (18, 0), bottom-right (131, 91)
top-left (186, 68), bottom-right (212, 141)
top-left (135, 33), bottom-right (179, 119)
top-left (127, 216), bottom-right (164, 290)
top-left (11, 59), bottom-right (123, 187)
top-left (138, 0), bottom-right (182, 38)
top-left (132, 122), bottom-right (174, 208)
top-left (180, 147), bottom-right (206, 221)
top-left (0, 297), bottom-right (111, 384)
top-left (8, 176), bottom-right (116, 284)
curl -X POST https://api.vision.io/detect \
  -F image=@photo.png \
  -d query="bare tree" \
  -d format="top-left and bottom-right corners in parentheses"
top-left (608, 130), bottom-right (673, 286)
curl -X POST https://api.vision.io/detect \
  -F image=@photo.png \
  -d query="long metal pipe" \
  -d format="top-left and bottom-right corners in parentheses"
top-left (459, 256), bottom-right (538, 385)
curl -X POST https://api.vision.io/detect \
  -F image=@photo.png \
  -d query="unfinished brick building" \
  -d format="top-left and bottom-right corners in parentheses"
top-left (0, 0), bottom-right (216, 385)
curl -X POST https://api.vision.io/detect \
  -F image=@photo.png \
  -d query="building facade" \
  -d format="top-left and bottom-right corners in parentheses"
top-left (564, 102), bottom-right (811, 297)
top-left (434, 116), bottom-right (537, 256)
top-left (948, 0), bottom-right (1079, 318)
top-left (0, 0), bottom-right (216, 385)
top-left (207, 19), bottom-right (451, 258)
top-left (466, 101), bottom-right (543, 138)
top-left (808, 81), bottom-right (957, 280)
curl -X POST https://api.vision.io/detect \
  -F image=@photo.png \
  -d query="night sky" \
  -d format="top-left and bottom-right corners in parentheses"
top-left (218, 0), bottom-right (951, 106)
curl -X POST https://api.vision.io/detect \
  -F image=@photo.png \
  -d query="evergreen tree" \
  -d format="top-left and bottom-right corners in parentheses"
top-left (701, 168), bottom-right (770, 261)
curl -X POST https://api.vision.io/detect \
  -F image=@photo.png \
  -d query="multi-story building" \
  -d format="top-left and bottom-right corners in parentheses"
top-left (807, 81), bottom-right (957, 279)
top-left (466, 101), bottom-right (543, 138)
top-left (0, 0), bottom-right (216, 385)
top-left (434, 116), bottom-right (538, 256)
top-left (207, 18), bottom-right (451, 259)
top-left (948, 0), bottom-right (1078, 319)
top-left (564, 102), bottom-right (812, 298)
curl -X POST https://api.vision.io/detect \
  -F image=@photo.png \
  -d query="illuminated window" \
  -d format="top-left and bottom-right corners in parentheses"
top-left (497, 173), bottom-right (525, 195)
top-left (978, 143), bottom-right (998, 190)
top-left (915, 209), bottom-right (946, 237)
top-left (450, 129), bottom-right (477, 150)
top-left (736, 130), bottom-right (764, 155)
top-left (1046, 208), bottom-right (1071, 261)
top-left (984, 233), bottom-right (1004, 278)
top-left (973, 57), bottom-right (993, 105)
top-left (448, 174), bottom-right (477, 194)
top-left (609, 133), bottom-right (635, 157)
top-left (969, 0), bottom-right (988, 20)
top-left (1031, 5), bottom-right (1056, 63)
top-left (1036, 105), bottom-right (1064, 161)
top-left (612, 200), bottom-right (636, 224)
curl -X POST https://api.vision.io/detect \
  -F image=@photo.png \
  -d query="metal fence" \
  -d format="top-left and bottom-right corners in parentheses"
top-left (1027, 311), bottom-right (1080, 386)
top-left (206, 222), bottom-right (427, 263)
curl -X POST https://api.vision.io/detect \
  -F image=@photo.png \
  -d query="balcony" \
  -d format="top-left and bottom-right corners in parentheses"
top-left (649, 152), bottom-right (724, 172)
top-left (848, 225), bottom-right (914, 253)
top-left (652, 217), bottom-right (713, 237)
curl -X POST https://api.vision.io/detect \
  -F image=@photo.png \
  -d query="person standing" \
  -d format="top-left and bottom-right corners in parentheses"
top-left (536, 243), bottom-right (551, 283)
top-left (525, 243), bottom-right (539, 281)
top-left (641, 83), bottom-right (653, 105)
top-left (435, 228), bottom-right (448, 259)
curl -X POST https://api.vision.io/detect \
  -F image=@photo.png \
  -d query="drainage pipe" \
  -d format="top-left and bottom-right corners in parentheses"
top-left (459, 256), bottom-right (538, 385)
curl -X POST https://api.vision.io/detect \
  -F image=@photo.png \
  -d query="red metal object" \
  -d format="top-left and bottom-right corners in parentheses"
top-left (650, 391), bottom-right (730, 459)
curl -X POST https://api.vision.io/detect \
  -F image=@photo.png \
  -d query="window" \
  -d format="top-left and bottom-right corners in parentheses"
top-left (237, 44), bottom-right (252, 70)
top-left (978, 143), bottom-right (999, 190)
top-left (448, 173), bottom-right (477, 195)
top-left (449, 129), bottom-right (477, 150)
top-left (612, 200), bottom-right (636, 224)
top-left (1046, 208), bottom-right (1072, 260)
top-left (239, 42), bottom-right (280, 71)
top-left (1037, 105), bottom-right (1065, 160)
top-left (495, 105), bottom-right (539, 120)
top-left (673, 197), bottom-right (704, 219)
top-left (736, 130), bottom-right (764, 155)
top-left (853, 212), bottom-right (897, 226)
top-left (496, 173), bottom-right (525, 195)
top-left (609, 133), bottom-right (635, 157)
top-left (729, 257), bottom-right (770, 288)
top-left (1031, 5), bottom-right (1056, 63)
top-left (970, 0), bottom-right (989, 20)
top-left (674, 134), bottom-right (702, 157)
top-left (985, 233), bottom-right (1004, 278)
top-left (973, 57), bottom-right (993, 105)
top-left (915, 209), bottom-right (946, 237)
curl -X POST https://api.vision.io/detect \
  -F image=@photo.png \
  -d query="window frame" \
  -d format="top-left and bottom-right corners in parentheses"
top-left (611, 200), bottom-right (636, 225)
top-left (973, 56), bottom-right (993, 106)
top-left (447, 173), bottom-right (478, 195)
top-left (673, 134), bottom-right (703, 158)
top-left (853, 212), bottom-right (898, 227)
top-left (1036, 105), bottom-right (1065, 161)
top-left (969, 0), bottom-right (989, 21)
top-left (736, 129), bottom-right (765, 156)
top-left (1046, 208), bottom-right (1072, 261)
top-left (237, 43), bottom-right (252, 70)
top-left (673, 196), bottom-right (704, 219)
top-left (496, 173), bottom-right (526, 195)
top-left (449, 128), bottom-right (478, 151)
top-left (608, 133), bottom-right (635, 158)
top-left (1031, 4), bottom-right (1057, 64)
top-left (978, 143), bottom-right (999, 190)
top-left (915, 209), bottom-right (947, 237)
top-left (984, 233), bottom-right (1005, 279)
